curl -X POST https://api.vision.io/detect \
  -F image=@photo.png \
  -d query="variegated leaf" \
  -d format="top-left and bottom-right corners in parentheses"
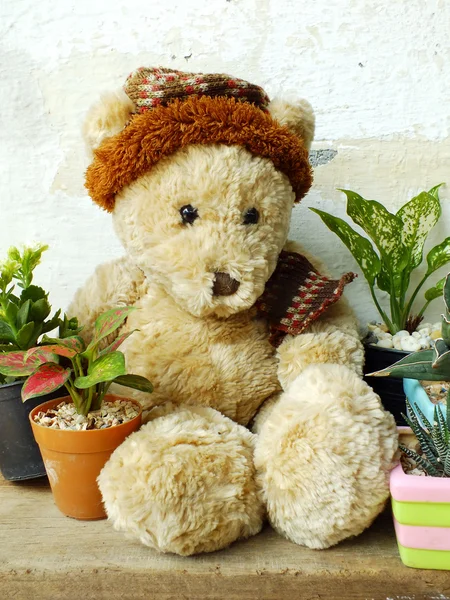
top-left (74, 351), bottom-right (126, 389)
top-left (426, 237), bottom-right (450, 275)
top-left (26, 343), bottom-right (78, 360)
top-left (22, 363), bottom-right (71, 402)
top-left (340, 189), bottom-right (407, 272)
top-left (41, 335), bottom-right (85, 353)
top-left (444, 273), bottom-right (450, 315)
top-left (98, 329), bottom-right (138, 357)
top-left (368, 349), bottom-right (450, 380)
top-left (0, 349), bottom-right (50, 377)
top-left (91, 306), bottom-right (137, 346)
top-left (397, 191), bottom-right (441, 270)
top-left (442, 315), bottom-right (450, 346)
top-left (309, 208), bottom-right (381, 285)
top-left (424, 276), bottom-right (446, 302)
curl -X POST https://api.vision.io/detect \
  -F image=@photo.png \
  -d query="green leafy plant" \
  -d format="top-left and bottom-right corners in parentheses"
top-left (0, 244), bottom-right (80, 384)
top-left (370, 273), bottom-right (450, 476)
top-left (0, 306), bottom-right (153, 416)
top-left (311, 185), bottom-right (450, 334)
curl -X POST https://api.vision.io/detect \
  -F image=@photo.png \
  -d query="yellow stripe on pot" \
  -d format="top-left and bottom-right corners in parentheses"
top-left (392, 499), bottom-right (450, 527)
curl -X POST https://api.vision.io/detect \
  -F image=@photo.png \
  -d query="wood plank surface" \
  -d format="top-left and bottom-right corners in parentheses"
top-left (1, 475), bottom-right (449, 600)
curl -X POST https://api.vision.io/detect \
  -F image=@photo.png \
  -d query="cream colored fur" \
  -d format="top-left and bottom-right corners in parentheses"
top-left (70, 91), bottom-right (398, 556)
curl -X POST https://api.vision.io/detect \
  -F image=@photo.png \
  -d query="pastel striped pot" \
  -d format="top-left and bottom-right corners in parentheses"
top-left (391, 464), bottom-right (450, 570)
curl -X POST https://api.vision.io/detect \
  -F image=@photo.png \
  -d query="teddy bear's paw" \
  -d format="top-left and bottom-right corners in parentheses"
top-left (254, 363), bottom-right (398, 549)
top-left (98, 404), bottom-right (264, 556)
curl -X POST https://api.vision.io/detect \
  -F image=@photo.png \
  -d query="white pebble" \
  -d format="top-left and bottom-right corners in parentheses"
top-left (377, 338), bottom-right (394, 349)
top-left (412, 331), bottom-right (422, 339)
top-left (394, 330), bottom-right (410, 339)
top-left (401, 337), bottom-right (421, 352)
top-left (419, 338), bottom-right (430, 349)
top-left (417, 327), bottom-right (430, 337)
top-left (417, 322), bottom-right (432, 331)
top-left (393, 339), bottom-right (404, 350)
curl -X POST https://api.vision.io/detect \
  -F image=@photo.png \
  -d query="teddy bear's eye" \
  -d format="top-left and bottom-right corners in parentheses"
top-left (243, 208), bottom-right (259, 225)
top-left (180, 204), bottom-right (199, 225)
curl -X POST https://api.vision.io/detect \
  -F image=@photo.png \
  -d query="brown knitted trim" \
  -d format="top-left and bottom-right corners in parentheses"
top-left (85, 95), bottom-right (312, 212)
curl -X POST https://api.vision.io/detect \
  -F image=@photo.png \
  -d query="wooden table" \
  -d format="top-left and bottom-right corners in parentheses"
top-left (1, 475), bottom-right (449, 600)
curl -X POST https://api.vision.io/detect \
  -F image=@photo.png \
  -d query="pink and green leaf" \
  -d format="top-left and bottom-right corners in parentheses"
top-left (0, 349), bottom-right (54, 377)
top-left (92, 307), bottom-right (136, 346)
top-left (22, 363), bottom-right (72, 402)
top-left (41, 335), bottom-right (85, 353)
top-left (26, 343), bottom-right (78, 360)
top-left (74, 351), bottom-right (126, 389)
top-left (98, 329), bottom-right (138, 357)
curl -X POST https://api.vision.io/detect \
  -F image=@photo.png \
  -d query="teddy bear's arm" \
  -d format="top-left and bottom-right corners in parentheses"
top-left (68, 257), bottom-right (146, 343)
top-left (276, 240), bottom-right (364, 389)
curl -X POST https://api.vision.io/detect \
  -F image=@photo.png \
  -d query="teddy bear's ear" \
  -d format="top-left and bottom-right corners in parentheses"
top-left (268, 98), bottom-right (315, 152)
top-left (82, 90), bottom-right (136, 155)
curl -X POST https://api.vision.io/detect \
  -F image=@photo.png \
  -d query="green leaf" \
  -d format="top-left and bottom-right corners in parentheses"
top-left (428, 183), bottom-right (444, 199)
top-left (368, 349), bottom-right (450, 381)
top-left (90, 307), bottom-right (137, 348)
top-left (424, 277), bottom-right (446, 302)
top-left (16, 299), bottom-right (31, 329)
top-left (0, 321), bottom-right (15, 343)
top-left (309, 208), bottom-right (381, 285)
top-left (0, 349), bottom-right (51, 377)
top-left (426, 237), bottom-right (450, 275)
top-left (4, 303), bottom-right (18, 327)
top-left (444, 273), bottom-right (450, 314)
top-left (29, 298), bottom-right (51, 322)
top-left (16, 322), bottom-right (35, 349)
top-left (340, 189), bottom-right (408, 274)
top-left (22, 363), bottom-right (71, 402)
top-left (432, 340), bottom-right (450, 370)
top-left (74, 351), bottom-right (126, 389)
top-left (396, 191), bottom-right (441, 271)
top-left (113, 374), bottom-right (153, 394)
top-left (442, 315), bottom-right (450, 346)
top-left (41, 310), bottom-right (62, 335)
top-left (20, 285), bottom-right (47, 303)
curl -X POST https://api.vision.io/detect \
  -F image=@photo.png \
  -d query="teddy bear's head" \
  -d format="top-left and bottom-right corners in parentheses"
top-left (84, 68), bottom-right (314, 318)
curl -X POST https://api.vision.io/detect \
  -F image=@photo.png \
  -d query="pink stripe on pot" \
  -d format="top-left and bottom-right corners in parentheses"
top-left (394, 519), bottom-right (450, 551)
top-left (390, 464), bottom-right (450, 503)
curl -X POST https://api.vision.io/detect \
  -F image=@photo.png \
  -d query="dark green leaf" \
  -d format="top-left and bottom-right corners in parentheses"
top-left (41, 310), bottom-right (62, 335)
top-left (368, 349), bottom-right (450, 381)
top-left (16, 322), bottom-right (35, 349)
top-left (16, 299), bottom-right (31, 329)
top-left (30, 298), bottom-right (51, 322)
top-left (444, 273), bottom-right (450, 315)
top-left (113, 374), bottom-right (153, 394)
top-left (4, 304), bottom-right (18, 327)
top-left (309, 208), bottom-right (381, 285)
top-left (20, 285), bottom-right (47, 303)
top-left (74, 351), bottom-right (126, 389)
top-left (0, 321), bottom-right (16, 343)
top-left (442, 315), bottom-right (450, 346)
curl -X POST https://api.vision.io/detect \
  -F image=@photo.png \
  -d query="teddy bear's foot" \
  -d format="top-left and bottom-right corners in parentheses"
top-left (98, 404), bottom-right (264, 556)
top-left (254, 364), bottom-right (398, 549)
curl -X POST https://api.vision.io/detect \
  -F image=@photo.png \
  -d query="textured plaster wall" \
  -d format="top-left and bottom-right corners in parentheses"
top-left (1, 0), bottom-right (449, 328)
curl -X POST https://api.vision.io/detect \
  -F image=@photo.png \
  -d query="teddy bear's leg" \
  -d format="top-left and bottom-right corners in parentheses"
top-left (98, 403), bottom-right (264, 556)
top-left (253, 363), bottom-right (398, 549)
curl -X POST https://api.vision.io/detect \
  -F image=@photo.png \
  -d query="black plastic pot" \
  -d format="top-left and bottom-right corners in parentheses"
top-left (363, 343), bottom-right (409, 426)
top-left (0, 381), bottom-right (61, 481)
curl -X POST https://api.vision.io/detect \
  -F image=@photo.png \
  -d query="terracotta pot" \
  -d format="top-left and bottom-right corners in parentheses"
top-left (29, 395), bottom-right (142, 520)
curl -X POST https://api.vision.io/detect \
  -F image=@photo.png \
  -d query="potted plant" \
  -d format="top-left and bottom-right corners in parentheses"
top-left (0, 305), bottom-right (153, 520)
top-left (311, 185), bottom-right (449, 422)
top-left (0, 244), bottom-right (80, 480)
top-left (370, 273), bottom-right (450, 570)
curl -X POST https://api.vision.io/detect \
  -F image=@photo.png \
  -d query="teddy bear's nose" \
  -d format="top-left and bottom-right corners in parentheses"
top-left (212, 272), bottom-right (240, 296)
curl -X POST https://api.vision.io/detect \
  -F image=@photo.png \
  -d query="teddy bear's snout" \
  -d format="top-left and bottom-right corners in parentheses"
top-left (212, 272), bottom-right (240, 296)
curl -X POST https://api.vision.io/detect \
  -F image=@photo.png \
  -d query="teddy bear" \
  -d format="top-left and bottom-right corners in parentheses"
top-left (69, 67), bottom-right (398, 556)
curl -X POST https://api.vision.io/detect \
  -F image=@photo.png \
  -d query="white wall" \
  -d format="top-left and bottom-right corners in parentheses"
top-left (1, 0), bottom-right (449, 328)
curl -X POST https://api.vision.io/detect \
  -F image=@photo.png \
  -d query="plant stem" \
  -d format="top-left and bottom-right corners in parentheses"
top-left (402, 272), bottom-right (430, 325)
top-left (370, 287), bottom-right (395, 333)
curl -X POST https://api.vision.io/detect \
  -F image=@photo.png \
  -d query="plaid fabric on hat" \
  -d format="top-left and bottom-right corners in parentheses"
top-left (256, 251), bottom-right (356, 347)
top-left (124, 66), bottom-right (271, 112)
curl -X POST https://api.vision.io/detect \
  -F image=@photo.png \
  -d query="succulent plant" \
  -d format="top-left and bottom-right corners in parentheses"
top-left (311, 185), bottom-right (450, 333)
top-left (0, 306), bottom-right (153, 416)
top-left (370, 272), bottom-right (450, 476)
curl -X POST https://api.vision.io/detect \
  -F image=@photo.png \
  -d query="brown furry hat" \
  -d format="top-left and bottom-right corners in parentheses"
top-left (85, 67), bottom-right (313, 212)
